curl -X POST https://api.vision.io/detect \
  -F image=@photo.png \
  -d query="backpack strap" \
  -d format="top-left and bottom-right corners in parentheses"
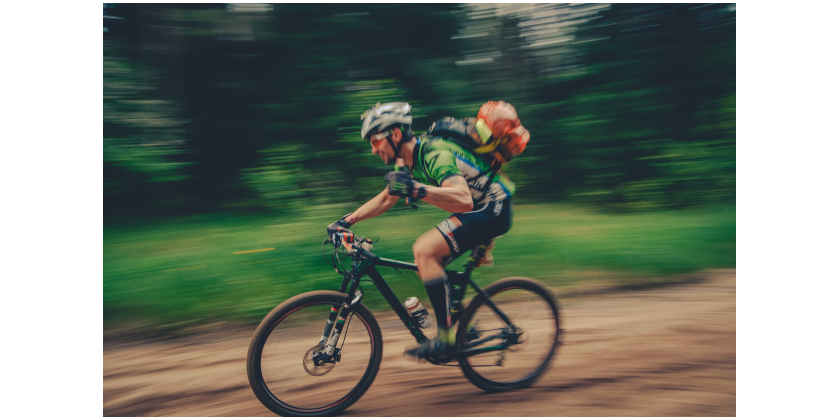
top-left (472, 160), bottom-right (501, 204)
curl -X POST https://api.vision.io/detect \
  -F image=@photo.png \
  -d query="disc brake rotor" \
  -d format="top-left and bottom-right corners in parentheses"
top-left (302, 344), bottom-right (336, 376)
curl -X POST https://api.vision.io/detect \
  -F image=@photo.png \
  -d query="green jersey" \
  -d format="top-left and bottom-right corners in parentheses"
top-left (398, 136), bottom-right (515, 205)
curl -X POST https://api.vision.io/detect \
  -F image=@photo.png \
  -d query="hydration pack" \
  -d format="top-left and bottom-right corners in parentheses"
top-left (426, 116), bottom-right (526, 166)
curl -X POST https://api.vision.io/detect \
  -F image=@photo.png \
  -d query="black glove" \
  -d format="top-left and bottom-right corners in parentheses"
top-left (385, 170), bottom-right (416, 198)
top-left (327, 215), bottom-right (353, 236)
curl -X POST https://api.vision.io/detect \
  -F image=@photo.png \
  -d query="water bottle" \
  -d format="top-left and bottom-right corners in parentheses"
top-left (404, 297), bottom-right (432, 329)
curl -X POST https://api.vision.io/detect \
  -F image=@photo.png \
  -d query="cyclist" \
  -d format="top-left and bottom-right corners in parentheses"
top-left (327, 101), bottom-right (528, 359)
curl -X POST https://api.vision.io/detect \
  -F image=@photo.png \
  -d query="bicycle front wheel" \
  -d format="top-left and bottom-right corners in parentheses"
top-left (247, 291), bottom-right (382, 416)
top-left (457, 277), bottom-right (562, 392)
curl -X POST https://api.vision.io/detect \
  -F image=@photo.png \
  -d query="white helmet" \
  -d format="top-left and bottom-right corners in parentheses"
top-left (360, 102), bottom-right (412, 139)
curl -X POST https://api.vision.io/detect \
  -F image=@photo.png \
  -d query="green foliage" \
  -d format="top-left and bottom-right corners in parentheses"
top-left (519, 3), bottom-right (736, 210)
top-left (240, 145), bottom-right (309, 209)
top-left (104, 38), bottom-right (193, 214)
top-left (103, 4), bottom-right (735, 217)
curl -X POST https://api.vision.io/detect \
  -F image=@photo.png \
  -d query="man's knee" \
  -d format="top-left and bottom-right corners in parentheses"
top-left (413, 239), bottom-right (439, 269)
top-left (413, 231), bottom-right (450, 275)
top-left (411, 238), bottom-right (426, 260)
top-left (413, 232), bottom-right (444, 258)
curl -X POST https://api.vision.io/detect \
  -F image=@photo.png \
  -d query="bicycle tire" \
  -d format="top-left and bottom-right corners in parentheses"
top-left (457, 277), bottom-right (562, 392)
top-left (247, 291), bottom-right (383, 416)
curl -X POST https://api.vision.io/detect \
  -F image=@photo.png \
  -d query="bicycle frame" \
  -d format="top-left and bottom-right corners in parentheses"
top-left (320, 242), bottom-right (518, 361)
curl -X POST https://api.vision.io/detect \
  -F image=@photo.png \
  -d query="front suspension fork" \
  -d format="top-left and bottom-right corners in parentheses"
top-left (321, 274), bottom-right (363, 356)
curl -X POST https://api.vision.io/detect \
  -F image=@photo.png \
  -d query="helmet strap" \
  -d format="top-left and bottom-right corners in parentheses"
top-left (386, 128), bottom-right (406, 159)
top-left (387, 136), bottom-right (399, 156)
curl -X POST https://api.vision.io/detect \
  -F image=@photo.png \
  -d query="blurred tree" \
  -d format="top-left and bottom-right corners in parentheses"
top-left (103, 3), bottom-right (735, 219)
top-left (104, 32), bottom-right (193, 218)
top-left (524, 3), bottom-right (735, 209)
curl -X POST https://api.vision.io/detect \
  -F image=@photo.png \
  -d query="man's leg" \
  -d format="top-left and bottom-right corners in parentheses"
top-left (412, 228), bottom-right (455, 346)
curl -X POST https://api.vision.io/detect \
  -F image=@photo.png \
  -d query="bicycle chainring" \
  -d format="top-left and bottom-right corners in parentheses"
top-left (424, 353), bottom-right (457, 365)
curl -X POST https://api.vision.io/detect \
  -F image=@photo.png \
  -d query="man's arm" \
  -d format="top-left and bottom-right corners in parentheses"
top-left (344, 187), bottom-right (401, 225)
top-left (413, 175), bottom-right (473, 213)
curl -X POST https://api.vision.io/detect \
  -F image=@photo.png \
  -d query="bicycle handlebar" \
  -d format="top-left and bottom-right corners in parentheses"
top-left (329, 230), bottom-right (378, 261)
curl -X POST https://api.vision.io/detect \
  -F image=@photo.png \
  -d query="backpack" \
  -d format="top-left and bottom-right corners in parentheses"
top-left (425, 117), bottom-right (516, 202)
top-left (426, 117), bottom-right (527, 167)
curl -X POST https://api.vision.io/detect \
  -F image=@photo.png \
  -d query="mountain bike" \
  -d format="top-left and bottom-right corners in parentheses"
top-left (246, 230), bottom-right (563, 416)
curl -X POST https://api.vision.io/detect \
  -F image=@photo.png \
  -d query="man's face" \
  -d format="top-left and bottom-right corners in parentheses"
top-left (369, 131), bottom-right (394, 165)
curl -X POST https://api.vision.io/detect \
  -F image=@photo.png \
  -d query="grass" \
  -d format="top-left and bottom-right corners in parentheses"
top-left (103, 203), bottom-right (734, 334)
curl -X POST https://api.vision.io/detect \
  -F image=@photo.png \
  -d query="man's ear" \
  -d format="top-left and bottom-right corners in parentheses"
top-left (391, 127), bottom-right (403, 143)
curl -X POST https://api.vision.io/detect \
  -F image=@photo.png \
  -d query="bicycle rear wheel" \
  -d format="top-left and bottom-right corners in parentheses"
top-left (457, 277), bottom-right (562, 392)
top-left (247, 291), bottom-right (382, 416)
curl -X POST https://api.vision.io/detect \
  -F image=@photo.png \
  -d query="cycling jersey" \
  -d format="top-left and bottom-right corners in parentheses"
top-left (396, 137), bottom-right (515, 260)
top-left (397, 136), bottom-right (515, 206)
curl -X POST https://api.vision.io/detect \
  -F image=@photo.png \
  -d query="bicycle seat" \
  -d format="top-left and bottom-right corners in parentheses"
top-left (470, 240), bottom-right (495, 267)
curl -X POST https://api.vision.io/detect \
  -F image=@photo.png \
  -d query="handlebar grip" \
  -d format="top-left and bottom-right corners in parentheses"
top-left (333, 232), bottom-right (355, 244)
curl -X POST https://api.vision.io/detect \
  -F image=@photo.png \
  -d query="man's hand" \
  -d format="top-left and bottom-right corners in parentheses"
top-left (326, 216), bottom-right (353, 236)
top-left (385, 171), bottom-right (415, 197)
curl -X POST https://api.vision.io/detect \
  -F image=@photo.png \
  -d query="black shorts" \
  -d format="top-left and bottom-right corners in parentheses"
top-left (435, 199), bottom-right (512, 264)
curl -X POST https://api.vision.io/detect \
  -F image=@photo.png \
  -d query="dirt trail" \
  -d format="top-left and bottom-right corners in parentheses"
top-left (103, 269), bottom-right (735, 416)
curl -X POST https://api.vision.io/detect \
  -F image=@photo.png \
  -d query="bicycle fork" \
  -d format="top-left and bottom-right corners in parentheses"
top-left (320, 275), bottom-right (363, 357)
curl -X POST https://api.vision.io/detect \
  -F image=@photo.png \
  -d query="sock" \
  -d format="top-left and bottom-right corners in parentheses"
top-left (423, 276), bottom-right (452, 340)
top-left (439, 325), bottom-right (456, 345)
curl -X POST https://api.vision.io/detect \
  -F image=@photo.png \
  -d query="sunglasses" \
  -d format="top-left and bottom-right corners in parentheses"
top-left (369, 132), bottom-right (390, 143)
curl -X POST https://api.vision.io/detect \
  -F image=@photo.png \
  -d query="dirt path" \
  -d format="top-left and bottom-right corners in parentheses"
top-left (103, 269), bottom-right (735, 416)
